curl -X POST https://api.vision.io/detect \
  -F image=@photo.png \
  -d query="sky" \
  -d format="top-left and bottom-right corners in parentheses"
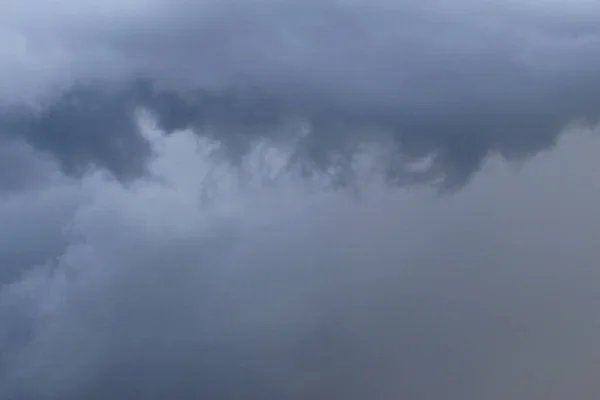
top-left (1, 0), bottom-right (600, 398)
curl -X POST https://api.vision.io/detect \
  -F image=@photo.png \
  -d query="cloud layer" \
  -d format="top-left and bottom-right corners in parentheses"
top-left (2, 2), bottom-right (600, 399)
top-left (2, 0), bottom-right (600, 188)
top-left (2, 120), bottom-right (600, 399)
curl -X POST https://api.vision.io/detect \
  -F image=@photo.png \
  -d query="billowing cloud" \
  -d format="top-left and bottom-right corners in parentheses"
top-left (2, 2), bottom-right (600, 399)
top-left (1, 0), bottom-right (600, 188)
top-left (0, 141), bottom-right (79, 283)
top-left (2, 122), bottom-right (600, 399)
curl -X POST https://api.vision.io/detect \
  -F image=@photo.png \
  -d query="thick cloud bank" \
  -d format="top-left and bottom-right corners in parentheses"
top-left (1, 0), bottom-right (600, 188)
top-left (2, 1), bottom-right (600, 399)
top-left (2, 120), bottom-right (600, 399)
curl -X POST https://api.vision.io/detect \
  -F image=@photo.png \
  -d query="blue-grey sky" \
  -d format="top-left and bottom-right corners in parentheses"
top-left (1, 1), bottom-right (600, 399)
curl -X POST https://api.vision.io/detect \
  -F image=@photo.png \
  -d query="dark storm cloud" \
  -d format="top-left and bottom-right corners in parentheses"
top-left (0, 140), bottom-right (49, 193)
top-left (0, 140), bottom-right (77, 285)
top-left (3, 2), bottom-right (600, 399)
top-left (0, 87), bottom-right (152, 181)
top-left (2, 0), bottom-right (600, 188)
top-left (3, 130), bottom-right (600, 400)
top-left (0, 178), bottom-right (80, 284)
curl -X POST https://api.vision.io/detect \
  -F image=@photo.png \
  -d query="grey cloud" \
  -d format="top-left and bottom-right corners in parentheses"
top-left (2, 129), bottom-right (600, 399)
top-left (0, 144), bottom-right (79, 285)
top-left (0, 87), bottom-right (152, 181)
top-left (2, 0), bottom-right (600, 188)
top-left (0, 178), bottom-right (81, 284)
top-left (2, 2), bottom-right (600, 398)
top-left (0, 140), bottom-right (51, 193)
top-left (0, 179), bottom-right (82, 392)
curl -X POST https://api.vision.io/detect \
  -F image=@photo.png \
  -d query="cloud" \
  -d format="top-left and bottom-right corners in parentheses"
top-left (2, 0), bottom-right (600, 189)
top-left (2, 122), bottom-right (600, 399)
top-left (2, 2), bottom-right (600, 399)
top-left (1, 87), bottom-right (152, 181)
top-left (0, 145), bottom-right (80, 284)
top-left (0, 139), bottom-right (58, 193)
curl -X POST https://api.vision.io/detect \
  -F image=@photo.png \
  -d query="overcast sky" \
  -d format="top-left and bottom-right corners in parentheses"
top-left (1, 0), bottom-right (600, 399)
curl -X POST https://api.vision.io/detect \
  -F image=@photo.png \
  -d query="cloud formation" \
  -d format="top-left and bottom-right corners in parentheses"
top-left (2, 123), bottom-right (600, 399)
top-left (1, 0), bottom-right (600, 188)
top-left (2, 2), bottom-right (600, 399)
